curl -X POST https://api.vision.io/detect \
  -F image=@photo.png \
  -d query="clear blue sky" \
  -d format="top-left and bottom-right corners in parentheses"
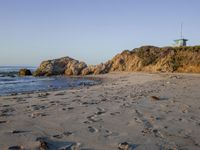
top-left (0, 0), bottom-right (199, 66)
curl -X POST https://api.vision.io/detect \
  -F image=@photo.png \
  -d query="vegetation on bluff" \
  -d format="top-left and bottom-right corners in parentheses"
top-left (133, 45), bottom-right (200, 72)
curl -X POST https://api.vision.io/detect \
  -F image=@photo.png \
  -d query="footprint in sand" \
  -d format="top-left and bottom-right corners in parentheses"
top-left (110, 112), bottom-right (120, 116)
top-left (49, 101), bottom-right (60, 106)
top-left (95, 107), bottom-right (106, 115)
top-left (52, 134), bottom-right (63, 139)
top-left (134, 109), bottom-right (164, 138)
top-left (0, 107), bottom-right (15, 117)
top-left (59, 108), bottom-right (66, 111)
top-left (30, 112), bottom-right (47, 118)
top-left (2, 104), bottom-right (10, 107)
top-left (63, 131), bottom-right (73, 136)
top-left (104, 129), bottom-right (119, 138)
top-left (53, 131), bottom-right (73, 139)
top-left (86, 115), bottom-right (102, 123)
top-left (88, 126), bottom-right (98, 133)
top-left (16, 98), bottom-right (27, 104)
top-left (101, 98), bottom-right (107, 102)
top-left (27, 105), bottom-right (47, 111)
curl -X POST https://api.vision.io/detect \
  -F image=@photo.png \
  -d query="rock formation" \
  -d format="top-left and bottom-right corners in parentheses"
top-left (34, 45), bottom-right (200, 76)
top-left (33, 57), bottom-right (87, 76)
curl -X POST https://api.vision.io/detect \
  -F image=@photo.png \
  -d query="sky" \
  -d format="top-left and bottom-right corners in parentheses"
top-left (0, 0), bottom-right (199, 66)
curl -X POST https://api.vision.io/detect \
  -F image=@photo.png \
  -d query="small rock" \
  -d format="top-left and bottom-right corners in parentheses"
top-left (18, 69), bottom-right (32, 76)
top-left (7, 146), bottom-right (24, 150)
top-left (0, 120), bottom-right (7, 124)
top-left (118, 142), bottom-right (130, 150)
top-left (36, 137), bottom-right (49, 150)
top-left (150, 96), bottom-right (160, 101)
top-left (39, 141), bottom-right (48, 150)
top-left (68, 107), bottom-right (74, 110)
top-left (11, 130), bottom-right (23, 134)
top-left (88, 126), bottom-right (97, 133)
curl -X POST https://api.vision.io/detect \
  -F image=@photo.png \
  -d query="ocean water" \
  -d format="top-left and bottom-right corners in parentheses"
top-left (0, 66), bottom-right (97, 96)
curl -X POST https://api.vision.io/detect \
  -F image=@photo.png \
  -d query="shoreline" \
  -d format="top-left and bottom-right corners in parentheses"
top-left (0, 71), bottom-right (158, 97)
top-left (0, 72), bottom-right (200, 150)
top-left (0, 75), bottom-right (103, 97)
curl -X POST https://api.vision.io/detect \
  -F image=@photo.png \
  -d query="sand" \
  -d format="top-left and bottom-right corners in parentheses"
top-left (0, 72), bottom-right (200, 150)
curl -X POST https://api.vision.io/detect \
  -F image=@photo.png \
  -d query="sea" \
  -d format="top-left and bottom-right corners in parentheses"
top-left (0, 66), bottom-right (97, 96)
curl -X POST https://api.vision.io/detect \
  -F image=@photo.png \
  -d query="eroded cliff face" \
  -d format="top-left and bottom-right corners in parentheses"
top-left (34, 46), bottom-right (200, 76)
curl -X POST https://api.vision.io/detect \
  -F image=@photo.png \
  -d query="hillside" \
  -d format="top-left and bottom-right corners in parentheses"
top-left (34, 45), bottom-right (200, 76)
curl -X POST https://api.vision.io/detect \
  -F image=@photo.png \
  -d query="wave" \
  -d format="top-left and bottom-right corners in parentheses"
top-left (0, 71), bottom-right (18, 77)
top-left (0, 66), bottom-right (36, 73)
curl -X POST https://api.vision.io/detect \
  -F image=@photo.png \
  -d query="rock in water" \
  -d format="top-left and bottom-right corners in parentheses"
top-left (33, 57), bottom-right (87, 76)
top-left (18, 69), bottom-right (32, 76)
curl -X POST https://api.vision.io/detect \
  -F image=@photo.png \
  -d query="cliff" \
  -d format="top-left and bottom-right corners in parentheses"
top-left (34, 45), bottom-right (200, 76)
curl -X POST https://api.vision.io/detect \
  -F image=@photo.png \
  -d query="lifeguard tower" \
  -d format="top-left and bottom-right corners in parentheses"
top-left (174, 39), bottom-right (188, 47)
top-left (174, 24), bottom-right (188, 47)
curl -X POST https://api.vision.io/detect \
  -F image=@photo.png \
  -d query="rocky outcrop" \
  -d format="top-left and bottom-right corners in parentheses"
top-left (91, 45), bottom-right (200, 73)
top-left (34, 45), bottom-right (200, 76)
top-left (19, 69), bottom-right (32, 76)
top-left (33, 57), bottom-right (87, 76)
top-left (81, 63), bottom-right (111, 75)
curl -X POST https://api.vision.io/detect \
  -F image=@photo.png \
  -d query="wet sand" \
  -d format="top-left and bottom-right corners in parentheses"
top-left (0, 72), bottom-right (200, 150)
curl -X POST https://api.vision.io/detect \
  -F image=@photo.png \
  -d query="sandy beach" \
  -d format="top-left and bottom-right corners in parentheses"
top-left (0, 72), bottom-right (200, 150)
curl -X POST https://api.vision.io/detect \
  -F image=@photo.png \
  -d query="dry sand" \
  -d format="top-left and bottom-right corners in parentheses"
top-left (0, 72), bottom-right (200, 150)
